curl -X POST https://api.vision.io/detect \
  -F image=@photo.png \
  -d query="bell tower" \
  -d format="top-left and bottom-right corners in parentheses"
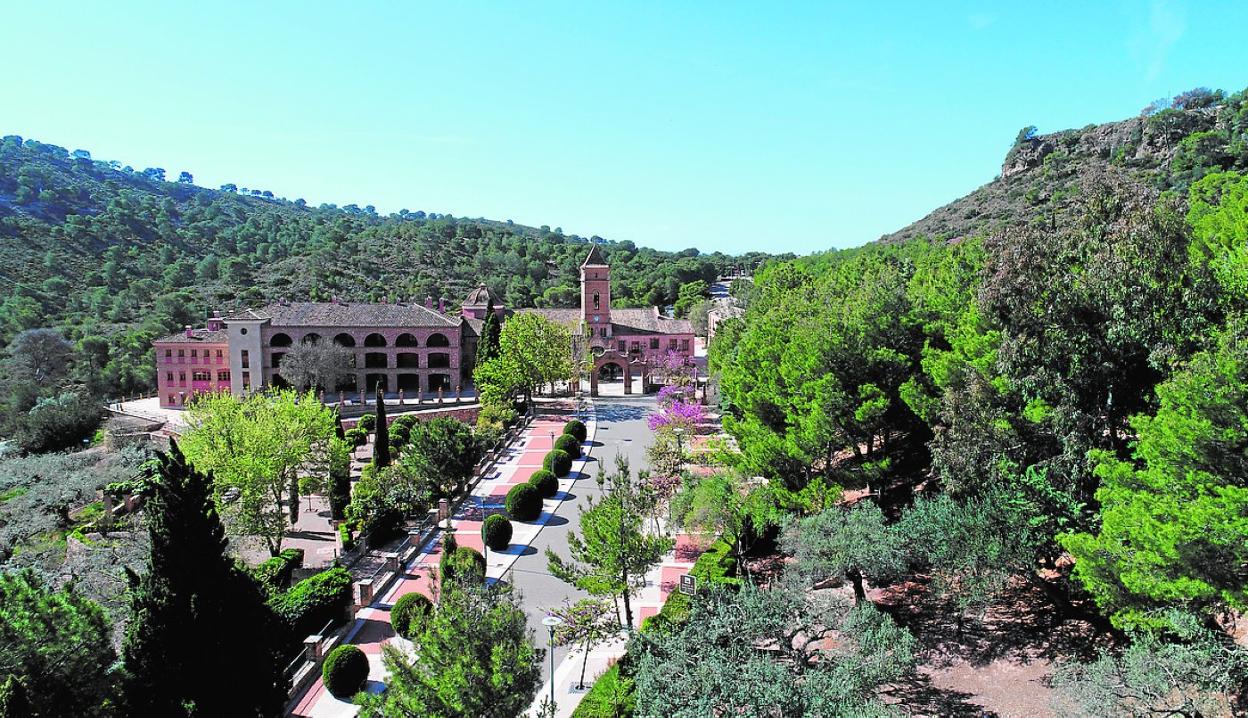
top-left (580, 245), bottom-right (611, 336)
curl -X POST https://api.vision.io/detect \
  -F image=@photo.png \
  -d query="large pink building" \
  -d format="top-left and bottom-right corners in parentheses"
top-left (155, 246), bottom-right (694, 406)
top-left (153, 317), bottom-right (231, 408)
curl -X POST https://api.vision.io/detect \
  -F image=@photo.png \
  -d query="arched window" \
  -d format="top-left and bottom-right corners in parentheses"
top-left (395, 333), bottom-right (419, 347)
top-left (270, 333), bottom-right (293, 347)
top-left (333, 333), bottom-right (356, 347)
top-left (364, 333), bottom-right (387, 347)
top-left (593, 291), bottom-right (600, 310)
top-left (302, 333), bottom-right (322, 344)
top-left (427, 332), bottom-right (450, 348)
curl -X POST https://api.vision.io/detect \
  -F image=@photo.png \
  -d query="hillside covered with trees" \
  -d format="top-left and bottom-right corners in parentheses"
top-left (0, 135), bottom-right (773, 441)
top-left (704, 86), bottom-right (1248, 714)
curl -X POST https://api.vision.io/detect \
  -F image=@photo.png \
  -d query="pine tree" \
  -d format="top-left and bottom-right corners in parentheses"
top-left (121, 441), bottom-right (288, 717)
top-left (373, 384), bottom-right (390, 467)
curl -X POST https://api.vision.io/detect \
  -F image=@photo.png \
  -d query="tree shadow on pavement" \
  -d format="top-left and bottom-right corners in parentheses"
top-left (885, 674), bottom-right (992, 717)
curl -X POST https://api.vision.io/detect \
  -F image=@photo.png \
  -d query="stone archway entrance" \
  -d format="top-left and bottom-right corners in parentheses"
top-left (588, 350), bottom-right (650, 397)
top-left (598, 362), bottom-right (624, 382)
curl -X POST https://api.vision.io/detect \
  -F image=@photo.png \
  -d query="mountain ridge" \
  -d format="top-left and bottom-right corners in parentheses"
top-left (879, 87), bottom-right (1246, 245)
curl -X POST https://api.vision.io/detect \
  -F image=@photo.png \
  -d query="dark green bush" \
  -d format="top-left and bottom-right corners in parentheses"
top-left (481, 514), bottom-right (513, 551)
top-left (543, 449), bottom-right (572, 477)
top-left (389, 592), bottom-right (433, 640)
top-left (529, 469), bottom-right (559, 499)
top-left (253, 548), bottom-right (304, 590)
top-left (563, 419), bottom-right (587, 444)
top-left (505, 483), bottom-right (543, 522)
top-left (357, 414), bottom-right (376, 431)
top-left (554, 434), bottom-right (581, 458)
top-left (344, 427), bottom-right (368, 447)
top-left (442, 546), bottom-right (487, 585)
top-left (322, 644), bottom-right (369, 698)
top-left (329, 468), bottom-right (351, 521)
top-left (270, 566), bottom-right (352, 640)
top-left (16, 390), bottom-right (104, 454)
top-left (338, 523), bottom-right (355, 552)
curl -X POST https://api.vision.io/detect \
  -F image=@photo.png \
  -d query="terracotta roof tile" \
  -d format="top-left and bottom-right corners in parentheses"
top-left (223, 302), bottom-right (459, 328)
top-left (154, 329), bottom-right (229, 344)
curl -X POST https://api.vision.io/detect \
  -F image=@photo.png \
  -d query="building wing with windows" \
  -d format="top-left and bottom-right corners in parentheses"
top-left (154, 247), bottom-right (695, 406)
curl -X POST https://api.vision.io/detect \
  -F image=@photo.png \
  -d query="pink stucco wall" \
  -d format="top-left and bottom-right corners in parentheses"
top-left (155, 340), bottom-right (231, 408)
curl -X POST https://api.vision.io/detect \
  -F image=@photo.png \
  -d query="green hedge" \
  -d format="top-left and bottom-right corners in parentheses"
top-left (554, 434), bottom-right (582, 458)
top-left (482, 514), bottom-right (513, 551)
top-left (641, 537), bottom-right (739, 634)
top-left (253, 548), bottom-right (304, 590)
top-left (544, 449), bottom-right (572, 478)
top-left (570, 660), bottom-right (636, 718)
top-left (563, 419), bottom-right (587, 444)
top-left (529, 469), bottom-right (559, 499)
top-left (322, 644), bottom-right (369, 699)
top-left (506, 483), bottom-right (543, 522)
top-left (390, 592), bottom-right (433, 640)
top-left (339, 523), bottom-right (355, 552)
top-left (271, 566), bottom-right (353, 641)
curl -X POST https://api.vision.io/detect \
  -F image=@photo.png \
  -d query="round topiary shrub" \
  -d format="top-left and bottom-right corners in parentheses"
top-left (543, 449), bottom-right (572, 478)
top-left (554, 434), bottom-right (581, 458)
top-left (358, 414), bottom-right (376, 431)
top-left (563, 419), bottom-right (587, 444)
top-left (506, 482), bottom-right (543, 522)
top-left (442, 546), bottom-right (487, 585)
top-left (390, 592), bottom-right (433, 640)
top-left (481, 513), bottom-right (513, 551)
top-left (322, 644), bottom-right (369, 699)
top-left (529, 469), bottom-right (559, 499)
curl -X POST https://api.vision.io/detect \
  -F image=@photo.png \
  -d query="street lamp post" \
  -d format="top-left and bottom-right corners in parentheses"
top-left (542, 615), bottom-right (563, 709)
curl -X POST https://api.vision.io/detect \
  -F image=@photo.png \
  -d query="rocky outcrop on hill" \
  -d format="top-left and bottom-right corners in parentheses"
top-left (879, 101), bottom-right (1234, 245)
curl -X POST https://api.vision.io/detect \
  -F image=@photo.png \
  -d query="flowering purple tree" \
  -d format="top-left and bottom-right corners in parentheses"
top-left (648, 399), bottom-right (704, 433)
top-left (655, 384), bottom-right (693, 407)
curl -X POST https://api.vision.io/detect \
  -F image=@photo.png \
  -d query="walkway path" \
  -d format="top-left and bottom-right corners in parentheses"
top-left (526, 397), bottom-right (717, 718)
top-left (288, 394), bottom-right (720, 718)
top-left (288, 399), bottom-right (595, 717)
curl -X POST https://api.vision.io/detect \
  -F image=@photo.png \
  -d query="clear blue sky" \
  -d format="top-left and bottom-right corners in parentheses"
top-left (2, 1), bottom-right (1246, 255)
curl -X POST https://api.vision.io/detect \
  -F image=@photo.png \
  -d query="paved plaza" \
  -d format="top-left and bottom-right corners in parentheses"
top-left (287, 388), bottom-right (715, 717)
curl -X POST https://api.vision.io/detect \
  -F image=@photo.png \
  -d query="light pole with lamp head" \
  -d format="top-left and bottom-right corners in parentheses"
top-left (542, 614), bottom-right (563, 709)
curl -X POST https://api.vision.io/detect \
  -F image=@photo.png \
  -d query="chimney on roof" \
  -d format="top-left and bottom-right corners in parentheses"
top-left (185, 325), bottom-right (194, 338)
top-left (426, 296), bottom-right (433, 309)
top-left (438, 297), bottom-right (446, 312)
top-left (381, 296), bottom-right (388, 304)
top-left (206, 313), bottom-right (223, 331)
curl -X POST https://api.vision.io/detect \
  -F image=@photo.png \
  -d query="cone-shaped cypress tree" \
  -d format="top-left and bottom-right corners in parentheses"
top-left (477, 298), bottom-right (501, 368)
top-left (373, 384), bottom-right (390, 467)
top-left (121, 441), bottom-right (288, 717)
